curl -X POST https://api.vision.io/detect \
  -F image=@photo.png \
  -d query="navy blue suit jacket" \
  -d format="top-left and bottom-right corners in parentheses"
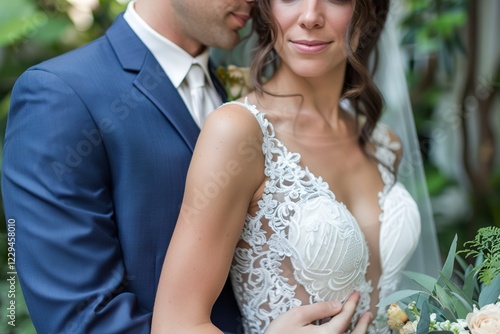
top-left (2, 14), bottom-right (240, 334)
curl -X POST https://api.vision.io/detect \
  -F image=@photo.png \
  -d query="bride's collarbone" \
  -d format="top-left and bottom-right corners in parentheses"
top-left (259, 108), bottom-right (385, 218)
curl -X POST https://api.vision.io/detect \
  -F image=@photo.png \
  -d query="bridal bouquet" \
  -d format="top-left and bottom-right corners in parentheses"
top-left (380, 226), bottom-right (500, 334)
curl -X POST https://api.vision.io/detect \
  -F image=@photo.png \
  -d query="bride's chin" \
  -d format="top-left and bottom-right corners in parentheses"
top-left (286, 62), bottom-right (345, 80)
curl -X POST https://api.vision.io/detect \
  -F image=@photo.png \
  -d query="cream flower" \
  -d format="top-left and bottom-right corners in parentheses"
top-left (466, 302), bottom-right (500, 334)
top-left (217, 65), bottom-right (253, 100)
top-left (387, 303), bottom-right (409, 331)
top-left (399, 321), bottom-right (416, 334)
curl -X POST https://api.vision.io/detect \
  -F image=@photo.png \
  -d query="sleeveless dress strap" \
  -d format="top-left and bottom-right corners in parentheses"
top-left (222, 98), bottom-right (275, 139)
top-left (223, 98), bottom-right (280, 169)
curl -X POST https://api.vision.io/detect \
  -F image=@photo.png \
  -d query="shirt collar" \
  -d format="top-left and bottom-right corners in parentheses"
top-left (123, 1), bottom-right (212, 88)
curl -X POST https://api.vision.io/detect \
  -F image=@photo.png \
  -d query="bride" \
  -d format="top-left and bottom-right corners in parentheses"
top-left (152, 0), bottom-right (439, 333)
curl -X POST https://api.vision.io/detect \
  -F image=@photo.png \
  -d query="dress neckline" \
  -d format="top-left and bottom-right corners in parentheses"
top-left (230, 98), bottom-right (394, 209)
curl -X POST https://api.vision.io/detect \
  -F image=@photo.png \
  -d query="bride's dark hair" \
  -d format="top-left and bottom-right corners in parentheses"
top-left (250, 0), bottom-right (391, 156)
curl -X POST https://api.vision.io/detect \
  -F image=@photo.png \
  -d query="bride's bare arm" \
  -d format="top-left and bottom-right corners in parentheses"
top-left (151, 105), bottom-right (370, 334)
top-left (151, 105), bottom-right (264, 334)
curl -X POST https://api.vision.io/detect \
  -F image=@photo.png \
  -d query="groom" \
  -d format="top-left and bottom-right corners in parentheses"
top-left (2, 0), bottom-right (370, 333)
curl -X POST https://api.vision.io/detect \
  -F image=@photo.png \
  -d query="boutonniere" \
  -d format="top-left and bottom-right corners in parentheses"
top-left (216, 65), bottom-right (253, 101)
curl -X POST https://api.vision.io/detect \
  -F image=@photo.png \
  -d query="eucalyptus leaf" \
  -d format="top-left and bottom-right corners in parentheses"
top-left (377, 290), bottom-right (423, 308)
top-left (478, 274), bottom-right (500, 307)
top-left (455, 253), bottom-right (468, 272)
top-left (416, 301), bottom-right (430, 334)
top-left (438, 235), bottom-right (458, 283)
top-left (404, 271), bottom-right (438, 293)
top-left (450, 291), bottom-right (474, 318)
top-left (438, 272), bottom-right (474, 307)
top-left (434, 285), bottom-right (458, 320)
top-left (458, 261), bottom-right (476, 301)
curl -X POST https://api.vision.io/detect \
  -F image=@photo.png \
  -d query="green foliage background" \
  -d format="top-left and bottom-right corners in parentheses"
top-left (0, 0), bottom-right (498, 333)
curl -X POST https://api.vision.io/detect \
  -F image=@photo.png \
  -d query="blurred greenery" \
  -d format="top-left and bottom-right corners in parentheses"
top-left (400, 0), bottom-right (500, 251)
top-left (0, 0), bottom-right (498, 332)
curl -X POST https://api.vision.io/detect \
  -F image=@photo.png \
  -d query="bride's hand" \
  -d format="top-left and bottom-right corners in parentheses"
top-left (264, 292), bottom-right (372, 334)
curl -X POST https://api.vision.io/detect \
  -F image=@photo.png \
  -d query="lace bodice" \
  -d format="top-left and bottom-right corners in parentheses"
top-left (228, 99), bottom-right (421, 334)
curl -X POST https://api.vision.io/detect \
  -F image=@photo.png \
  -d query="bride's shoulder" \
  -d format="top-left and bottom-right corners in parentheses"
top-left (202, 99), bottom-right (264, 143)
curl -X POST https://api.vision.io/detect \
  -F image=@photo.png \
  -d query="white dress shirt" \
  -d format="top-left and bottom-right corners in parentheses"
top-left (123, 1), bottom-right (222, 127)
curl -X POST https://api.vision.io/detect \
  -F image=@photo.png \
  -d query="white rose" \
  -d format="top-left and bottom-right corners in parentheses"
top-left (466, 302), bottom-right (500, 334)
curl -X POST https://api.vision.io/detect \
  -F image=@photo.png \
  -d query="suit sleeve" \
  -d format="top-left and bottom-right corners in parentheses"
top-left (2, 69), bottom-right (151, 334)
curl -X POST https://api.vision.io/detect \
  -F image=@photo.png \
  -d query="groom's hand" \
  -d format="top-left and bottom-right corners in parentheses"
top-left (264, 292), bottom-right (372, 334)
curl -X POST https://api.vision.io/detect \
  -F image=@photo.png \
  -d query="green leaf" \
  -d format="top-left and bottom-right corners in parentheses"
top-left (463, 271), bottom-right (478, 301)
top-left (456, 256), bottom-right (475, 300)
top-left (416, 301), bottom-right (430, 334)
top-left (449, 291), bottom-right (474, 319)
top-left (434, 285), bottom-right (458, 320)
top-left (478, 274), bottom-right (500, 307)
top-left (438, 234), bottom-right (458, 283)
top-left (404, 271), bottom-right (438, 293)
top-left (438, 272), bottom-right (474, 307)
top-left (377, 290), bottom-right (423, 308)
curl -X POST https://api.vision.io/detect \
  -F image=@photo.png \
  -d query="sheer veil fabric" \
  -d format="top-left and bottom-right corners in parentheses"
top-left (374, 7), bottom-right (442, 282)
top-left (210, 0), bottom-right (442, 287)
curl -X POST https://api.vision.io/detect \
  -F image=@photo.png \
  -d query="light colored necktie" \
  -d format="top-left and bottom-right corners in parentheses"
top-left (187, 63), bottom-right (210, 127)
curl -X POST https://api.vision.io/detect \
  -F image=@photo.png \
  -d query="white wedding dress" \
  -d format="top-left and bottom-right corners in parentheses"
top-left (228, 99), bottom-right (421, 334)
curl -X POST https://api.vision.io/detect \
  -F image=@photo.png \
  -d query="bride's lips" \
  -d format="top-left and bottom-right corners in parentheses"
top-left (291, 40), bottom-right (332, 54)
top-left (230, 12), bottom-right (251, 29)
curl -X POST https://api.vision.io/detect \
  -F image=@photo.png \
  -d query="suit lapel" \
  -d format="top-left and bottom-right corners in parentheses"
top-left (134, 53), bottom-right (200, 152)
top-left (106, 14), bottom-right (200, 152)
top-left (209, 61), bottom-right (228, 103)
